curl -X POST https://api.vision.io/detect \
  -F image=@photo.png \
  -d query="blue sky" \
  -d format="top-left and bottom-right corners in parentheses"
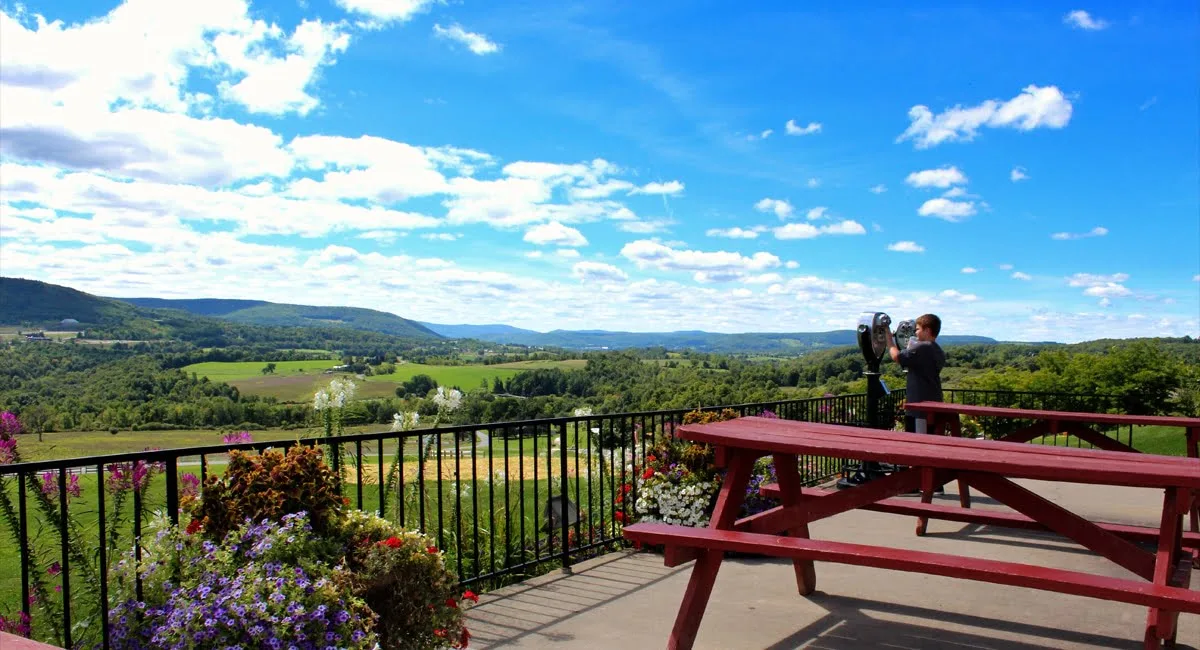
top-left (0, 0), bottom-right (1196, 343)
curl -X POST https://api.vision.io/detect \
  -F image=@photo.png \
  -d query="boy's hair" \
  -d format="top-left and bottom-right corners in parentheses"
top-left (916, 313), bottom-right (941, 338)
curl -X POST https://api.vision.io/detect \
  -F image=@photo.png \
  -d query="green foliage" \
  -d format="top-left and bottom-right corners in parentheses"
top-left (193, 444), bottom-right (347, 541)
top-left (339, 511), bottom-right (470, 650)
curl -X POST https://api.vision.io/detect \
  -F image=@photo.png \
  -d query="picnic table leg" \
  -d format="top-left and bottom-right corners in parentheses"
top-left (774, 453), bottom-right (816, 594)
top-left (667, 449), bottom-right (755, 650)
top-left (1143, 487), bottom-right (1187, 650)
top-left (1188, 428), bottom-right (1199, 567)
top-left (916, 467), bottom-right (935, 536)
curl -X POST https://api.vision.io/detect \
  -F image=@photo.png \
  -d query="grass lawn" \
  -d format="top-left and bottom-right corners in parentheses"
top-left (1029, 425), bottom-right (1188, 456)
top-left (181, 359), bottom-right (342, 381)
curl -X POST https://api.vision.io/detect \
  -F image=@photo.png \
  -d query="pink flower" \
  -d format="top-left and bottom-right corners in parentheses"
top-left (0, 411), bottom-right (21, 437)
top-left (222, 431), bottom-right (253, 445)
top-left (180, 473), bottom-right (200, 499)
top-left (0, 437), bottom-right (17, 464)
top-left (47, 562), bottom-right (61, 576)
top-left (41, 472), bottom-right (83, 499)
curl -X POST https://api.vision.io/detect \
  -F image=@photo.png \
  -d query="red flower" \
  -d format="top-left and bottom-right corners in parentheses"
top-left (457, 627), bottom-right (472, 648)
top-left (642, 468), bottom-right (654, 480)
top-left (427, 545), bottom-right (439, 554)
top-left (445, 598), bottom-right (458, 608)
top-left (379, 536), bottom-right (402, 549)
top-left (434, 628), bottom-right (447, 638)
top-left (622, 484), bottom-right (632, 494)
top-left (614, 511), bottom-right (625, 523)
top-left (461, 590), bottom-right (479, 603)
top-left (185, 519), bottom-right (202, 535)
top-left (647, 455), bottom-right (656, 464)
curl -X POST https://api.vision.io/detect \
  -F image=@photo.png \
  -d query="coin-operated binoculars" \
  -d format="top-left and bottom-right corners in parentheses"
top-left (856, 312), bottom-right (892, 430)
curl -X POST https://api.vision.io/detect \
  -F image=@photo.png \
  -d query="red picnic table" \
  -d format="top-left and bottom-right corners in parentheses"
top-left (622, 416), bottom-right (1200, 650)
top-left (907, 401), bottom-right (1200, 537)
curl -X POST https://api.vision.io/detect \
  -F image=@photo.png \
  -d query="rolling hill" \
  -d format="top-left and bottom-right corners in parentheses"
top-left (117, 297), bottom-right (441, 339)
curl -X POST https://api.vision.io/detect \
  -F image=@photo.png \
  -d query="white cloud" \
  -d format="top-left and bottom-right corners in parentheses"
top-left (1011, 272), bottom-right (1032, 281)
top-left (917, 198), bottom-right (976, 222)
top-left (1139, 97), bottom-right (1158, 111)
top-left (937, 289), bottom-right (979, 303)
top-left (785, 261), bottom-right (799, 269)
top-left (755, 198), bottom-right (794, 219)
top-left (555, 248), bottom-right (581, 259)
top-left (887, 241), bottom-right (925, 253)
top-left (572, 261), bottom-right (628, 283)
top-left (1068, 272), bottom-right (1129, 289)
top-left (335, 0), bottom-right (434, 24)
top-left (1051, 226), bottom-right (1108, 240)
top-left (524, 250), bottom-right (543, 259)
top-left (1010, 166), bottom-right (1029, 182)
top-left (897, 85), bottom-right (1074, 148)
top-left (806, 177), bottom-right (821, 188)
top-left (868, 184), bottom-right (887, 194)
top-left (760, 129), bottom-right (773, 139)
top-left (961, 267), bottom-right (978, 274)
top-left (998, 264), bottom-right (1014, 271)
top-left (420, 232), bottom-right (459, 241)
top-left (785, 120), bottom-right (822, 136)
top-left (706, 227), bottom-right (763, 239)
top-left (941, 187), bottom-right (970, 199)
top-left (524, 221), bottom-right (588, 247)
top-left (906, 166), bottom-right (968, 189)
top-left (432, 23), bottom-right (500, 55)
top-left (774, 220), bottom-right (866, 240)
top-left (617, 219), bottom-right (673, 234)
top-left (620, 240), bottom-right (779, 281)
top-left (633, 180), bottom-right (684, 195)
top-left (1064, 10), bottom-right (1108, 31)
top-left (805, 206), bottom-right (828, 221)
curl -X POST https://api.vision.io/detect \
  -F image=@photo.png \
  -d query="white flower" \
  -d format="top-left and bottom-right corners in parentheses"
top-left (328, 378), bottom-right (357, 407)
top-left (573, 407), bottom-right (593, 417)
top-left (391, 411), bottom-right (420, 431)
top-left (313, 389), bottom-right (330, 411)
top-left (433, 386), bottom-right (462, 412)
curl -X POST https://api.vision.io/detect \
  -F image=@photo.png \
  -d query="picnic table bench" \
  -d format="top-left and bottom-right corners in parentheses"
top-left (622, 417), bottom-right (1200, 650)
top-left (907, 402), bottom-right (1200, 538)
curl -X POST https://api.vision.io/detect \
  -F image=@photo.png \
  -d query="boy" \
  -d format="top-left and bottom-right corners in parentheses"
top-left (887, 313), bottom-right (945, 434)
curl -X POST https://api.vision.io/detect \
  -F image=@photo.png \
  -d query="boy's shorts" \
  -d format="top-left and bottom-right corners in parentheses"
top-left (904, 415), bottom-right (928, 434)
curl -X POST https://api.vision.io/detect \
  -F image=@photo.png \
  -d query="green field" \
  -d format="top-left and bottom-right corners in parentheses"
top-left (180, 359), bottom-right (588, 403)
top-left (182, 359), bottom-right (342, 381)
top-left (1032, 425), bottom-right (1187, 456)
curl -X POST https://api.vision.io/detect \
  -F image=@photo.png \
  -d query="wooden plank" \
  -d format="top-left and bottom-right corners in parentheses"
top-left (772, 452), bottom-right (816, 595)
top-left (907, 401), bottom-right (1200, 429)
top-left (621, 523), bottom-right (1200, 614)
top-left (733, 417), bottom-right (1198, 468)
top-left (676, 419), bottom-right (1200, 489)
top-left (754, 485), bottom-right (1200, 550)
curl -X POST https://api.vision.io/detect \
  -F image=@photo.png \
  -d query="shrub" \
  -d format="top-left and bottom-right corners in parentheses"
top-left (192, 443), bottom-right (346, 541)
top-left (339, 510), bottom-right (471, 649)
top-left (108, 512), bottom-right (377, 650)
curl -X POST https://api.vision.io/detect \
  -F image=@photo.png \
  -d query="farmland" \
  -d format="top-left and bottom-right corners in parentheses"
top-left (182, 358), bottom-right (588, 402)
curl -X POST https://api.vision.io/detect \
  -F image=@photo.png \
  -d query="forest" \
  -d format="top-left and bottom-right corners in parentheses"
top-left (0, 333), bottom-right (1195, 434)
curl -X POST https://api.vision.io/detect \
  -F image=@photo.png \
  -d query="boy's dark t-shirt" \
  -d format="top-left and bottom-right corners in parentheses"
top-left (898, 340), bottom-right (945, 414)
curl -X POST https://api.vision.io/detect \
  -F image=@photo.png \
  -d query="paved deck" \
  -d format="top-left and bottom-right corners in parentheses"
top-left (466, 479), bottom-right (1199, 649)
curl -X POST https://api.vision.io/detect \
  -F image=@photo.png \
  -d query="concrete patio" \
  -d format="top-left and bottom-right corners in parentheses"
top-left (466, 479), bottom-right (1199, 649)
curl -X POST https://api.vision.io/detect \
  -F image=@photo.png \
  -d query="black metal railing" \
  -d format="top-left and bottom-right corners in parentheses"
top-left (944, 388), bottom-right (1134, 448)
top-left (4, 387), bottom-right (1122, 648)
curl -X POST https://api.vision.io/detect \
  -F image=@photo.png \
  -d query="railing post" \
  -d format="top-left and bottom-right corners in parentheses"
top-left (166, 457), bottom-right (179, 526)
top-left (559, 421), bottom-right (572, 574)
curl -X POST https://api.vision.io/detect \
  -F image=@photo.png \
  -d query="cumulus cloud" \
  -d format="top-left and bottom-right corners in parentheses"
top-left (774, 220), bottom-right (866, 240)
top-left (806, 177), bottom-right (821, 188)
top-left (432, 23), bottom-right (500, 55)
top-left (335, 0), bottom-right (434, 24)
top-left (961, 267), bottom-right (978, 274)
top-left (706, 226), bottom-right (764, 239)
top-left (523, 221), bottom-right (588, 247)
top-left (869, 184), bottom-right (887, 194)
top-left (632, 180), bottom-right (684, 195)
top-left (785, 120), bottom-right (822, 135)
top-left (1051, 226), bottom-right (1108, 240)
top-left (917, 198), bottom-right (976, 222)
top-left (620, 240), bottom-right (779, 282)
top-left (1011, 271), bottom-right (1032, 281)
top-left (897, 85), bottom-right (1074, 149)
top-left (1064, 10), bottom-right (1108, 31)
top-left (755, 198), bottom-right (794, 219)
top-left (805, 207), bottom-right (828, 221)
top-left (572, 261), bottom-right (628, 283)
top-left (1010, 166), bottom-right (1029, 182)
top-left (887, 241), bottom-right (925, 253)
top-left (1067, 272), bottom-right (1130, 298)
top-left (906, 166), bottom-right (968, 189)
top-left (937, 289), bottom-right (979, 303)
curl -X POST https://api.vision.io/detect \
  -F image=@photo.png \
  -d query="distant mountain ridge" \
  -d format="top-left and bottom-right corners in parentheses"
top-left (117, 297), bottom-right (441, 340)
top-left (418, 321), bottom-right (997, 352)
